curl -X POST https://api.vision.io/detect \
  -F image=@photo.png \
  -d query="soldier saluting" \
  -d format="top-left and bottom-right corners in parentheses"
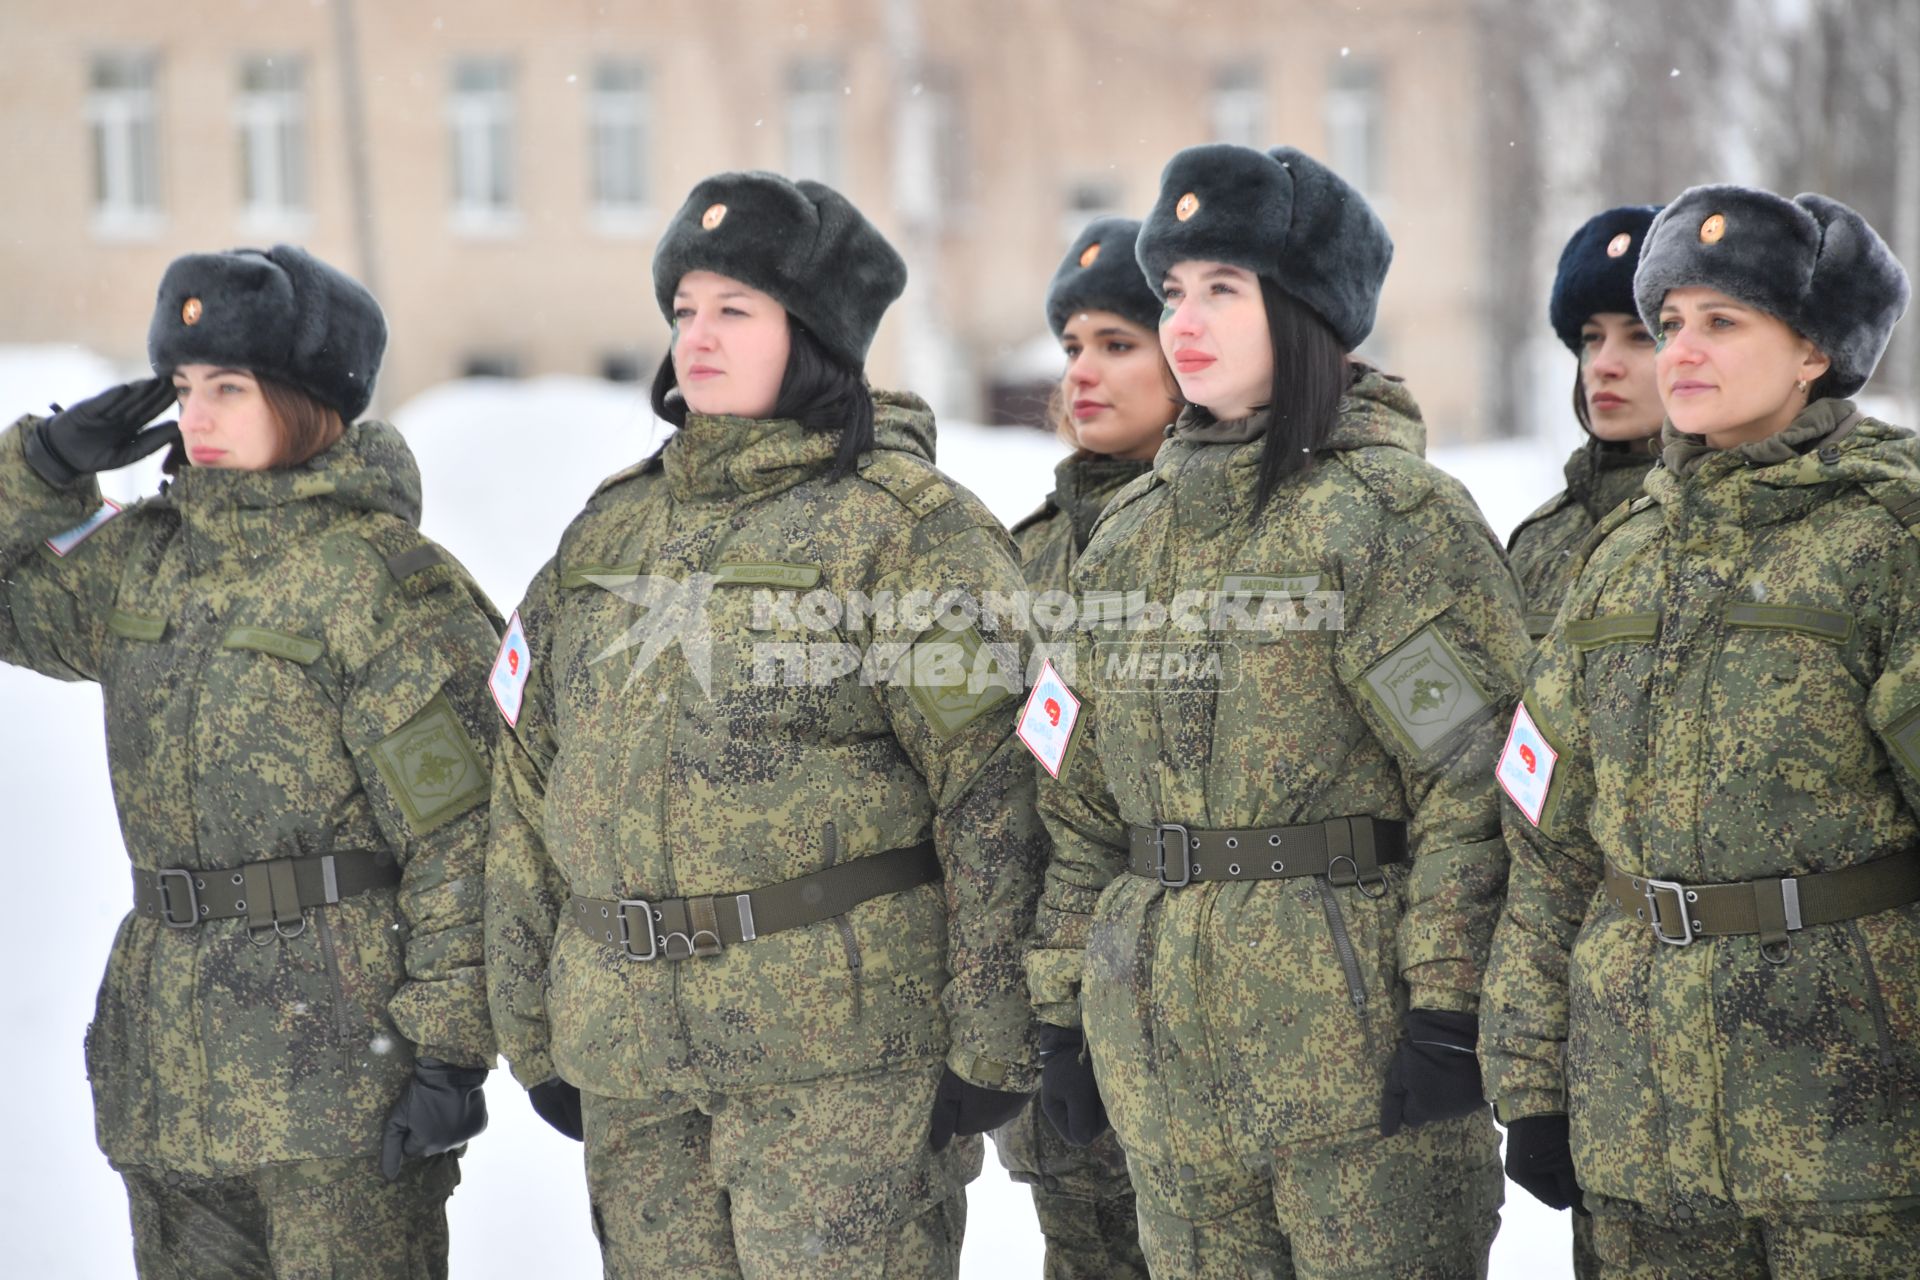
top-left (1482, 185), bottom-right (1920, 1275)
top-left (0, 246), bottom-right (501, 1275)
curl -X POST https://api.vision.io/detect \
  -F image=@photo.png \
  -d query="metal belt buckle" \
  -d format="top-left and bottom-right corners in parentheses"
top-left (156, 869), bottom-right (200, 928)
top-left (1155, 823), bottom-right (1193, 889)
top-left (1642, 877), bottom-right (1694, 946)
top-left (616, 898), bottom-right (659, 961)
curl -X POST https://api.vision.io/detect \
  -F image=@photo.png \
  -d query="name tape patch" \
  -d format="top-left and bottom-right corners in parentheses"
top-left (45, 499), bottom-right (123, 557)
top-left (1496, 701), bottom-right (1557, 827)
top-left (1017, 659), bottom-right (1081, 778)
top-left (490, 610), bottom-right (532, 726)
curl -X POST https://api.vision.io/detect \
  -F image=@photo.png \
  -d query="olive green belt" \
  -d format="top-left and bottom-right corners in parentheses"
top-left (1604, 851), bottom-right (1920, 950)
top-left (570, 840), bottom-right (940, 961)
top-left (133, 852), bottom-right (400, 935)
top-left (1127, 817), bottom-right (1407, 889)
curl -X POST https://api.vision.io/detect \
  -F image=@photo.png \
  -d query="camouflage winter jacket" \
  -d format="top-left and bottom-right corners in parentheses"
top-left (1011, 453), bottom-right (1154, 593)
top-left (1026, 368), bottom-right (1530, 1159)
top-left (1481, 398), bottom-right (1920, 1213)
top-left (1507, 437), bottom-right (1659, 641)
top-left (0, 417), bottom-right (501, 1177)
top-left (485, 391), bottom-right (1045, 1099)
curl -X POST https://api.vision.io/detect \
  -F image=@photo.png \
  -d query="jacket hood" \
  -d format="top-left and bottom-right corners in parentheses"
top-left (662, 388), bottom-right (936, 503)
top-left (160, 419), bottom-right (422, 525)
top-left (1650, 399), bottom-right (1920, 502)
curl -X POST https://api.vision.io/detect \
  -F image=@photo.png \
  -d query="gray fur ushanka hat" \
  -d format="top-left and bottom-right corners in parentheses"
top-left (1045, 217), bottom-right (1161, 338)
top-left (1549, 205), bottom-right (1660, 352)
top-left (1135, 143), bottom-right (1393, 352)
top-left (652, 170), bottom-right (907, 369)
top-left (1634, 185), bottom-right (1911, 398)
top-left (149, 244), bottom-right (387, 421)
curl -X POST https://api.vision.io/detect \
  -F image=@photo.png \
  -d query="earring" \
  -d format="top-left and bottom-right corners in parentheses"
top-left (1795, 379), bottom-right (1809, 394)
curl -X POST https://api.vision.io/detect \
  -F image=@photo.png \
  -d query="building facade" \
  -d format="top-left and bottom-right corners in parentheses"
top-left (0, 0), bottom-right (1502, 439)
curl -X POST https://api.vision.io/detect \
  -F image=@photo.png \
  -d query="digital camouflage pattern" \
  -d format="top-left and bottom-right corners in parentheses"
top-left (1586, 1191), bottom-right (1920, 1279)
top-left (1130, 1112), bottom-right (1501, 1279)
top-left (122, 1152), bottom-right (461, 1279)
top-left (1000, 448), bottom-right (1148, 1279)
top-left (1010, 452), bottom-right (1154, 606)
top-left (1026, 368), bottom-right (1528, 1259)
top-left (0, 416), bottom-right (500, 1178)
top-left (1506, 437), bottom-right (1659, 641)
top-left (1481, 398), bottom-right (1920, 1227)
top-left (583, 1064), bottom-right (977, 1277)
top-left (485, 390), bottom-right (1045, 1105)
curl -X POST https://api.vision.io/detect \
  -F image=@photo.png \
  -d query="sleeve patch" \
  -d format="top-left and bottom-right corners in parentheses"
top-left (490, 610), bottom-right (532, 726)
top-left (369, 690), bottom-right (490, 833)
top-left (1359, 624), bottom-right (1491, 754)
top-left (1496, 701), bottom-right (1558, 827)
top-left (902, 623), bottom-right (1018, 738)
top-left (45, 498), bottom-right (122, 557)
top-left (1017, 659), bottom-right (1081, 778)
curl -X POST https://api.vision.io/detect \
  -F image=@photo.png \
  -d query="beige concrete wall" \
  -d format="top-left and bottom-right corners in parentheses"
top-left (0, 0), bottom-right (1497, 440)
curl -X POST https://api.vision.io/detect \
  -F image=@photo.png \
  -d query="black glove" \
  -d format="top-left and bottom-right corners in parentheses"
top-left (927, 1067), bottom-right (1031, 1152)
top-left (1037, 1025), bottom-right (1110, 1147)
top-left (23, 377), bottom-right (180, 489)
top-left (1505, 1113), bottom-right (1586, 1214)
top-left (529, 1077), bottom-right (584, 1142)
top-left (1379, 1008), bottom-right (1487, 1136)
top-left (380, 1057), bottom-right (489, 1181)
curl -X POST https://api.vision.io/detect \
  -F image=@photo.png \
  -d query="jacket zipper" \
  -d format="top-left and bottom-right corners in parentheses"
top-left (1842, 919), bottom-right (1897, 1121)
top-left (315, 909), bottom-right (353, 1071)
top-left (1316, 877), bottom-right (1369, 1017)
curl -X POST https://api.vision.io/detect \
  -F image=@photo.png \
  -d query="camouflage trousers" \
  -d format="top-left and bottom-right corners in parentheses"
top-left (1587, 1194), bottom-right (1920, 1279)
top-left (1128, 1113), bottom-right (1503, 1280)
top-left (1574, 1209), bottom-right (1602, 1279)
top-left (581, 1062), bottom-right (980, 1279)
top-left (119, 1152), bottom-right (459, 1279)
top-left (993, 1104), bottom-right (1148, 1280)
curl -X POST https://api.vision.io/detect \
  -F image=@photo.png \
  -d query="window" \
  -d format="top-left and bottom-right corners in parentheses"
top-left (1324, 62), bottom-right (1385, 201)
top-left (1058, 179), bottom-right (1120, 244)
top-left (1210, 64), bottom-right (1266, 147)
top-left (448, 59), bottom-right (517, 231)
top-left (893, 68), bottom-right (967, 226)
top-left (87, 54), bottom-right (162, 234)
top-left (590, 61), bottom-right (651, 225)
top-left (785, 60), bottom-right (842, 186)
top-left (461, 352), bottom-right (521, 379)
top-left (600, 350), bottom-right (644, 384)
top-left (235, 57), bottom-right (308, 228)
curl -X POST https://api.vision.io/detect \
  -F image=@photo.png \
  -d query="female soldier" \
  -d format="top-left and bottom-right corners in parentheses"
top-left (484, 171), bottom-right (1043, 1277)
top-left (1481, 186), bottom-right (1919, 1276)
top-left (998, 215), bottom-right (1173, 1280)
top-left (0, 245), bottom-right (500, 1277)
top-left (1023, 143), bottom-right (1528, 1278)
top-left (1510, 206), bottom-right (1665, 643)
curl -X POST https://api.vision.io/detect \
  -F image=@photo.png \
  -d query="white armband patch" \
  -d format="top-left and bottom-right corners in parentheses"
top-left (45, 499), bottom-right (122, 557)
top-left (1017, 659), bottom-right (1081, 778)
top-left (1496, 701), bottom-right (1558, 827)
top-left (490, 610), bottom-right (532, 726)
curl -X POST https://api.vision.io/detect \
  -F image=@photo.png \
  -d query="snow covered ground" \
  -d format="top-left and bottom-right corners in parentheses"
top-left (0, 349), bottom-right (1578, 1276)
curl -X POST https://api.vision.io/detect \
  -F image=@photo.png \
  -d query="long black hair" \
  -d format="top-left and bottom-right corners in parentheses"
top-left (1211, 279), bottom-right (1353, 515)
top-left (650, 320), bottom-right (876, 480)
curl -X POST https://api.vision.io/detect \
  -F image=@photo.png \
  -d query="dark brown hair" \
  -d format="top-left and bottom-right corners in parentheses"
top-left (259, 378), bottom-right (347, 468)
top-left (161, 375), bottom-right (346, 474)
top-left (651, 320), bottom-right (874, 481)
top-left (1244, 280), bottom-right (1352, 516)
